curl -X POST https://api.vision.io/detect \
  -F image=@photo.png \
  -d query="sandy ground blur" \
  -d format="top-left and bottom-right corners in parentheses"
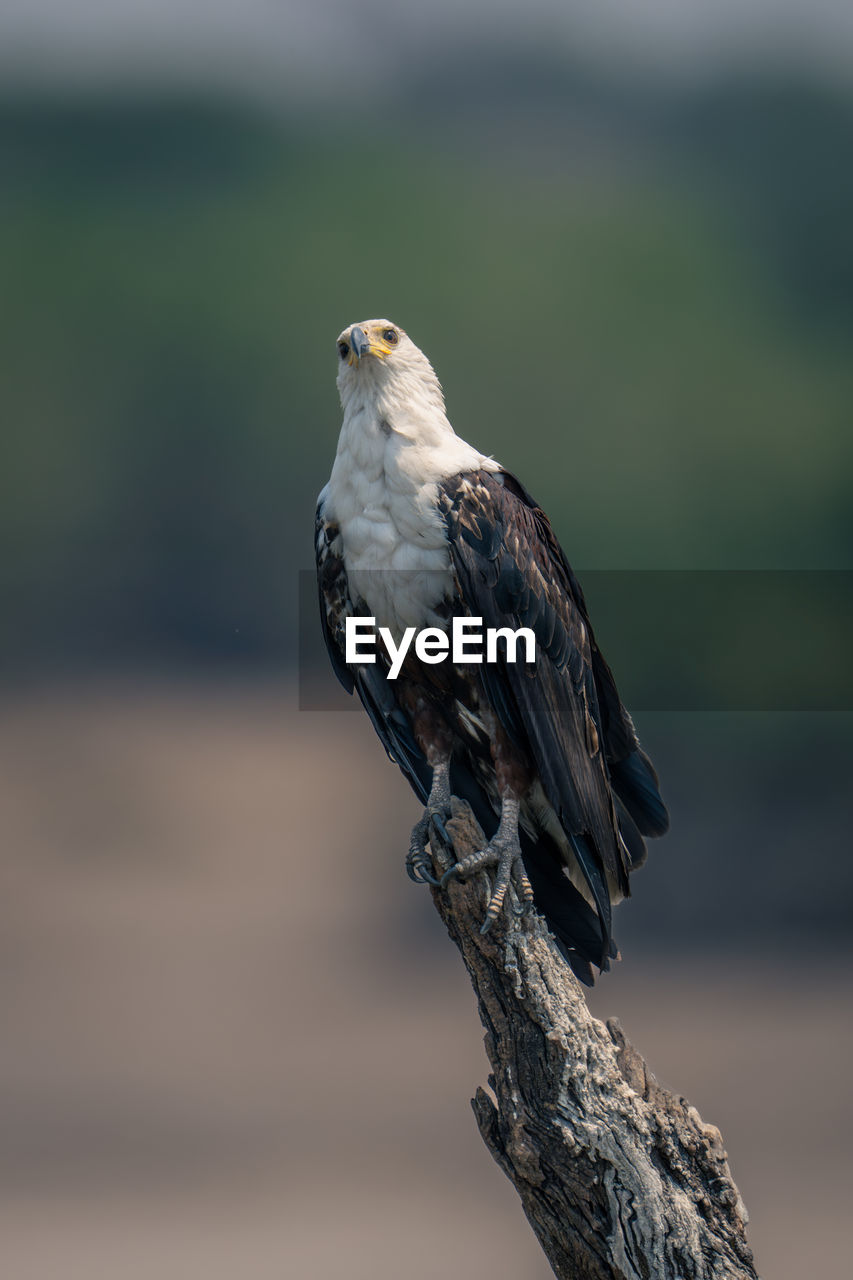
top-left (0, 683), bottom-right (849, 1279)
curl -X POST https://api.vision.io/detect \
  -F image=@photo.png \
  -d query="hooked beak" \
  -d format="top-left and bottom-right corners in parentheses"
top-left (350, 325), bottom-right (370, 360)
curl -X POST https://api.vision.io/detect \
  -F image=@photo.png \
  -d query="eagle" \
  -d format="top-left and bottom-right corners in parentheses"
top-left (315, 319), bottom-right (668, 983)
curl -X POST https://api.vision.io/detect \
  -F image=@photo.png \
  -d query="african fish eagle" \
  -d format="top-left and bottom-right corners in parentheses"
top-left (315, 319), bottom-right (668, 982)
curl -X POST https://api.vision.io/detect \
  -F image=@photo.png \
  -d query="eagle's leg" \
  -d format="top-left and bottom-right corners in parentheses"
top-left (403, 687), bottom-right (454, 887)
top-left (440, 794), bottom-right (534, 931)
top-left (441, 723), bottom-right (535, 933)
top-left (407, 757), bottom-right (452, 886)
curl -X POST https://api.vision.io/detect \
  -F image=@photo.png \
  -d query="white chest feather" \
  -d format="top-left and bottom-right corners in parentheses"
top-left (324, 399), bottom-right (495, 636)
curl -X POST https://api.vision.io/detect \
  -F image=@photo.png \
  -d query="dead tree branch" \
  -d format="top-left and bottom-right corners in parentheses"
top-left (426, 800), bottom-right (758, 1280)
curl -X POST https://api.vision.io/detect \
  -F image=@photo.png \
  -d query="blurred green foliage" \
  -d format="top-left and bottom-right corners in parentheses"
top-left (1, 72), bottom-right (851, 674)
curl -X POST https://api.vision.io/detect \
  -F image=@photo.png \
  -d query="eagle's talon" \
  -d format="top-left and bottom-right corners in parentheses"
top-left (406, 855), bottom-right (438, 886)
top-left (440, 862), bottom-right (461, 888)
top-left (406, 816), bottom-right (442, 885)
top-left (442, 803), bottom-right (529, 933)
top-left (444, 846), bottom-right (489, 882)
top-left (430, 813), bottom-right (450, 850)
top-left (407, 761), bottom-right (453, 888)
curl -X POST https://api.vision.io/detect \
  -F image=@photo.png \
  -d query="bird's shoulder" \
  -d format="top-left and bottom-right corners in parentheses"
top-left (436, 468), bottom-right (590, 644)
top-left (436, 467), bottom-right (642, 764)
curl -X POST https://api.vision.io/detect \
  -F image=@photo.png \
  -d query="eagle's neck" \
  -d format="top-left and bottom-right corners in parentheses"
top-left (326, 389), bottom-right (498, 635)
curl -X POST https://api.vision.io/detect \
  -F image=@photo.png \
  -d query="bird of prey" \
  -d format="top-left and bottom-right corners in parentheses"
top-left (315, 319), bottom-right (668, 982)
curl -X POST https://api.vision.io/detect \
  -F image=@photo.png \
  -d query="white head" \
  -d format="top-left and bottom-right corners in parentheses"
top-left (335, 318), bottom-right (448, 427)
top-left (328, 317), bottom-right (496, 634)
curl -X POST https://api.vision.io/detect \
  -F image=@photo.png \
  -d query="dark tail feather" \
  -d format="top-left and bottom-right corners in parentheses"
top-left (568, 832), bottom-right (613, 965)
top-left (521, 835), bottom-right (616, 983)
top-left (616, 801), bottom-right (648, 872)
top-left (446, 762), bottom-right (616, 984)
top-left (610, 749), bottom-right (669, 837)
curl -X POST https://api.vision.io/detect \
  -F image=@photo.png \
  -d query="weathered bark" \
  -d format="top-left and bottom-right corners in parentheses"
top-left (426, 800), bottom-right (758, 1280)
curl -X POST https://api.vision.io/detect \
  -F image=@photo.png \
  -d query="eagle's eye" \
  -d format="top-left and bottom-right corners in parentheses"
top-left (337, 341), bottom-right (350, 360)
top-left (383, 328), bottom-right (398, 346)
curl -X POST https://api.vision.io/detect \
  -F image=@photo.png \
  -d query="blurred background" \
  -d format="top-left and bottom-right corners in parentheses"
top-left (2, 3), bottom-right (852, 1276)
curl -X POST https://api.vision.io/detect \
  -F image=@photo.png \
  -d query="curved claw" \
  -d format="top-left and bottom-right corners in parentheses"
top-left (479, 915), bottom-right (496, 936)
top-left (430, 813), bottom-right (450, 850)
top-left (406, 848), bottom-right (441, 886)
top-left (407, 806), bottom-right (450, 888)
top-left (440, 863), bottom-right (461, 889)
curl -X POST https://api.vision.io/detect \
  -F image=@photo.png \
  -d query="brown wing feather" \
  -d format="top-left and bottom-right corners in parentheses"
top-left (437, 470), bottom-right (633, 904)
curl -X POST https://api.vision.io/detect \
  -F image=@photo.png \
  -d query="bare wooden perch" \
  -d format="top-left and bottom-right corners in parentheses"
top-left (426, 800), bottom-right (758, 1280)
